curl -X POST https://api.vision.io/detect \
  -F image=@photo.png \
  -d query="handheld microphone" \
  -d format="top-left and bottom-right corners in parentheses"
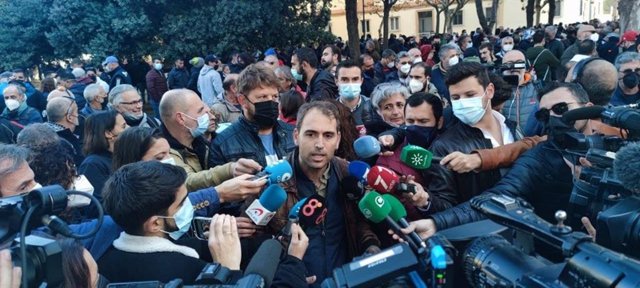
top-left (358, 191), bottom-right (419, 252)
top-left (400, 145), bottom-right (443, 170)
top-left (354, 135), bottom-right (381, 159)
top-left (237, 238), bottom-right (283, 288)
top-left (342, 175), bottom-right (365, 201)
top-left (281, 197), bottom-right (307, 238)
top-left (366, 165), bottom-right (416, 194)
top-left (382, 194), bottom-right (427, 250)
top-left (246, 184), bottom-right (287, 226)
top-left (253, 160), bottom-right (293, 184)
top-left (561, 106), bottom-right (606, 123)
top-left (348, 160), bottom-right (370, 185)
top-left (297, 194), bottom-right (328, 228)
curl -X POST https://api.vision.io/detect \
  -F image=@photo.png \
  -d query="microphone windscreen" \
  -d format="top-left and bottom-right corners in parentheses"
top-left (341, 175), bottom-right (365, 201)
top-left (258, 184), bottom-right (287, 212)
top-left (348, 160), bottom-right (371, 184)
top-left (614, 143), bottom-right (640, 193)
top-left (358, 191), bottom-right (391, 223)
top-left (288, 197), bottom-right (307, 219)
top-left (561, 106), bottom-right (605, 123)
top-left (298, 194), bottom-right (328, 228)
top-left (400, 145), bottom-right (435, 169)
top-left (243, 238), bottom-right (283, 288)
top-left (366, 165), bottom-right (400, 194)
top-left (382, 194), bottom-right (408, 221)
top-left (354, 135), bottom-right (381, 159)
top-left (264, 160), bottom-right (293, 183)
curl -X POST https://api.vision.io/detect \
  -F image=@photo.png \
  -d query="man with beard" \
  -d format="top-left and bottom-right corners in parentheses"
top-left (291, 47), bottom-right (338, 102)
top-left (320, 45), bottom-right (341, 74)
top-left (210, 64), bottom-right (296, 167)
top-left (359, 53), bottom-right (377, 97)
top-left (108, 84), bottom-right (160, 128)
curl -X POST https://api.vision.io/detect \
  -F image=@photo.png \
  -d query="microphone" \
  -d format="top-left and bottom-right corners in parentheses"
top-left (382, 194), bottom-right (427, 250)
top-left (341, 175), bottom-right (365, 201)
top-left (245, 184), bottom-right (287, 225)
top-left (400, 145), bottom-right (443, 170)
top-left (236, 238), bottom-right (283, 288)
top-left (253, 160), bottom-right (293, 184)
top-left (561, 106), bottom-right (606, 123)
top-left (353, 135), bottom-right (381, 159)
top-left (366, 165), bottom-right (416, 194)
top-left (281, 197), bottom-right (307, 238)
top-left (358, 191), bottom-right (419, 252)
top-left (614, 143), bottom-right (640, 193)
top-left (348, 160), bottom-right (370, 185)
top-left (297, 194), bottom-right (328, 228)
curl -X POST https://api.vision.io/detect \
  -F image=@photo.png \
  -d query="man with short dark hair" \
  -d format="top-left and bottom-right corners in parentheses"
top-left (211, 65), bottom-right (296, 167)
top-left (0, 144), bottom-right (38, 197)
top-left (97, 161), bottom-right (243, 284)
top-left (335, 60), bottom-right (373, 135)
top-left (146, 58), bottom-right (169, 118)
top-left (291, 47), bottom-right (338, 102)
top-left (479, 42), bottom-right (499, 65)
top-left (198, 54), bottom-right (224, 107)
top-left (167, 58), bottom-right (190, 90)
top-left (373, 49), bottom-right (397, 84)
top-left (358, 53), bottom-right (377, 97)
top-left (269, 101), bottom-right (380, 284)
top-left (407, 62), bottom-right (439, 97)
top-left (525, 30), bottom-right (560, 81)
top-left (320, 45), bottom-right (341, 71)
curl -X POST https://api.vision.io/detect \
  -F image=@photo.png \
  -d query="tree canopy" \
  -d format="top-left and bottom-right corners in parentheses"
top-left (0, 0), bottom-right (334, 70)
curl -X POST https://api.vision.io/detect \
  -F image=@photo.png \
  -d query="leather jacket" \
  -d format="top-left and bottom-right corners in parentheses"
top-left (306, 69), bottom-right (338, 102)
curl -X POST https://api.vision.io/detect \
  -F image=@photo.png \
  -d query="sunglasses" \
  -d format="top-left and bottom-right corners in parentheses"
top-left (620, 68), bottom-right (640, 75)
top-left (534, 102), bottom-right (575, 122)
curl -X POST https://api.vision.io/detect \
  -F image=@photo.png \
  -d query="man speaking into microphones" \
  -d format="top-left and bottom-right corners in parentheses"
top-left (266, 102), bottom-right (381, 286)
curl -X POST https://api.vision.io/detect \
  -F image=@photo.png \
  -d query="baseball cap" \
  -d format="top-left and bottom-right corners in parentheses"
top-left (102, 56), bottom-right (118, 66)
top-left (577, 24), bottom-right (596, 34)
top-left (620, 30), bottom-right (639, 44)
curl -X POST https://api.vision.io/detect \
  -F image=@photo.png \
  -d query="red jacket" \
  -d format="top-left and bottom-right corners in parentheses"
top-left (146, 69), bottom-right (168, 102)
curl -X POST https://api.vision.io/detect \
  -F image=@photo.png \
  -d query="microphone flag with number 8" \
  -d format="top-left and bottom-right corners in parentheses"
top-left (298, 194), bottom-right (328, 228)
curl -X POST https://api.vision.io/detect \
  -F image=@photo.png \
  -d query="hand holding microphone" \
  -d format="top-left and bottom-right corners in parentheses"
top-left (245, 184), bottom-right (287, 226)
top-left (251, 160), bottom-right (293, 184)
top-left (232, 158), bottom-right (263, 176)
top-left (215, 174), bottom-right (267, 203)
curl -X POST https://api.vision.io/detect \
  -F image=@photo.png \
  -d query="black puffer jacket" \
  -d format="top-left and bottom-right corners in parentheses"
top-left (306, 69), bottom-right (338, 102)
top-left (430, 141), bottom-right (573, 230)
top-left (209, 117), bottom-right (296, 167)
top-left (425, 117), bottom-right (520, 213)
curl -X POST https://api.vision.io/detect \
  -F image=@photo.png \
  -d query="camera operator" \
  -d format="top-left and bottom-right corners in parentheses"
top-left (395, 83), bottom-right (613, 240)
top-left (0, 144), bottom-right (39, 198)
top-left (0, 249), bottom-right (20, 288)
top-left (500, 50), bottom-right (540, 130)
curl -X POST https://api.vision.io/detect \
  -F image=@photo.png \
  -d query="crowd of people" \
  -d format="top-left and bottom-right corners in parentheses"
top-left (0, 18), bottom-right (639, 287)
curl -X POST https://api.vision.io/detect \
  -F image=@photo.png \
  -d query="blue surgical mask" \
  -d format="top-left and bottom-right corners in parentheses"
top-left (339, 83), bottom-right (361, 100)
top-left (291, 68), bottom-right (303, 81)
top-left (182, 112), bottom-right (210, 137)
top-left (451, 91), bottom-right (488, 126)
top-left (158, 197), bottom-right (194, 240)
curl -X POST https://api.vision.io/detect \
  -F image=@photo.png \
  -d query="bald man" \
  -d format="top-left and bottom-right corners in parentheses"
top-left (500, 50), bottom-right (540, 130)
top-left (45, 96), bottom-right (84, 164)
top-left (2, 84), bottom-right (42, 126)
top-left (566, 58), bottom-right (617, 106)
top-left (159, 89), bottom-right (266, 205)
top-left (561, 24), bottom-right (598, 66)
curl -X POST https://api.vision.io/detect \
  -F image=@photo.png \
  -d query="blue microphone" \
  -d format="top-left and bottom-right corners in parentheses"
top-left (246, 184), bottom-right (287, 225)
top-left (348, 160), bottom-right (371, 185)
top-left (254, 160), bottom-right (293, 184)
top-left (353, 135), bottom-right (381, 159)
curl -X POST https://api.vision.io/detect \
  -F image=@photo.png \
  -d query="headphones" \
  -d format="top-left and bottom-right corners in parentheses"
top-left (571, 57), bottom-right (600, 84)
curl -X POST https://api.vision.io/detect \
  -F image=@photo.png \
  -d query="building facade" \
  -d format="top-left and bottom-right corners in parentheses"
top-left (329, 0), bottom-right (615, 39)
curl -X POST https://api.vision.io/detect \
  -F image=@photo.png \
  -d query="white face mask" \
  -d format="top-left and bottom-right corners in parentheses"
top-left (387, 61), bottom-right (395, 68)
top-left (502, 44), bottom-right (514, 52)
top-left (154, 63), bottom-right (163, 70)
top-left (451, 91), bottom-right (488, 126)
top-left (409, 79), bottom-right (425, 93)
top-left (448, 56), bottom-right (459, 67)
top-left (467, 42), bottom-right (473, 48)
top-left (400, 64), bottom-right (411, 74)
top-left (413, 57), bottom-right (423, 64)
top-left (589, 33), bottom-right (599, 42)
top-left (30, 182), bottom-right (42, 191)
top-left (68, 175), bottom-right (94, 208)
top-left (5, 99), bottom-right (20, 111)
top-left (160, 157), bottom-right (176, 166)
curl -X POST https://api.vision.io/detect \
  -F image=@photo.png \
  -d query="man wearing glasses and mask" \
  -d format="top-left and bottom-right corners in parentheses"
top-left (610, 52), bottom-right (640, 106)
top-left (108, 84), bottom-right (161, 128)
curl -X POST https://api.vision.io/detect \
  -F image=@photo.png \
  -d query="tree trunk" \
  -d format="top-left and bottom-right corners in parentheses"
top-left (547, 0), bottom-right (555, 24)
top-left (489, 0), bottom-right (499, 32)
top-left (345, 0), bottom-right (360, 60)
top-left (435, 8), bottom-right (441, 34)
top-left (382, 4), bottom-right (391, 49)
top-left (535, 0), bottom-right (542, 25)
top-left (526, 0), bottom-right (535, 27)
top-left (618, 0), bottom-right (640, 33)
top-left (475, 0), bottom-right (490, 33)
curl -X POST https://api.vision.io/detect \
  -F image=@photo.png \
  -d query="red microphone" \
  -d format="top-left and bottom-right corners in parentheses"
top-left (366, 165), bottom-right (416, 194)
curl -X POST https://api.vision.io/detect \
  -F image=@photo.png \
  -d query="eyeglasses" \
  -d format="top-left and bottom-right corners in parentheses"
top-left (620, 68), bottom-right (640, 75)
top-left (120, 99), bottom-right (143, 106)
top-left (534, 102), bottom-right (576, 122)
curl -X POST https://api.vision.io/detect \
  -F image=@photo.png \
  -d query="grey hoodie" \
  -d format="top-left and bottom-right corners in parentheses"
top-left (197, 65), bottom-right (223, 107)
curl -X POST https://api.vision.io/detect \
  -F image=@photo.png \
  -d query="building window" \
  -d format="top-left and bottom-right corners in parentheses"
top-left (484, 7), bottom-right (493, 21)
top-left (361, 20), bottom-right (370, 34)
top-left (554, 0), bottom-right (561, 16)
top-left (390, 17), bottom-right (400, 31)
top-left (418, 11), bottom-right (434, 35)
top-left (450, 9), bottom-right (463, 25)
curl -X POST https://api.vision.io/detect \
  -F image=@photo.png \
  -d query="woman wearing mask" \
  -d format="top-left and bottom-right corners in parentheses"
top-left (112, 127), bottom-right (174, 170)
top-left (79, 110), bottom-right (128, 218)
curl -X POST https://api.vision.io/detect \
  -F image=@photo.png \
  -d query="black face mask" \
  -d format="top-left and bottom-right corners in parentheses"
top-left (252, 101), bottom-right (279, 128)
top-left (622, 72), bottom-right (639, 89)
top-left (405, 125), bottom-right (438, 149)
top-left (542, 116), bottom-right (577, 148)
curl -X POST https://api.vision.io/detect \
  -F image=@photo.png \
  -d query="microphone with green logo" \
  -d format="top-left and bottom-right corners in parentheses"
top-left (400, 145), bottom-right (443, 170)
top-left (358, 191), bottom-right (420, 252)
top-left (383, 194), bottom-right (427, 251)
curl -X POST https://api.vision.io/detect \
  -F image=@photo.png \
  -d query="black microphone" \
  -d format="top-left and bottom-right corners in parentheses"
top-left (237, 239), bottom-right (283, 288)
top-left (561, 106), bottom-right (606, 123)
top-left (613, 143), bottom-right (640, 193)
top-left (341, 175), bottom-right (365, 201)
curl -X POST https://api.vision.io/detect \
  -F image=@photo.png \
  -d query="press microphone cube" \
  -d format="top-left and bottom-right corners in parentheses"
top-left (400, 145), bottom-right (435, 170)
top-left (246, 184), bottom-right (287, 226)
top-left (366, 166), bottom-right (400, 194)
top-left (255, 160), bottom-right (293, 184)
top-left (348, 160), bottom-right (371, 185)
top-left (354, 135), bottom-right (381, 159)
top-left (357, 191), bottom-right (391, 223)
